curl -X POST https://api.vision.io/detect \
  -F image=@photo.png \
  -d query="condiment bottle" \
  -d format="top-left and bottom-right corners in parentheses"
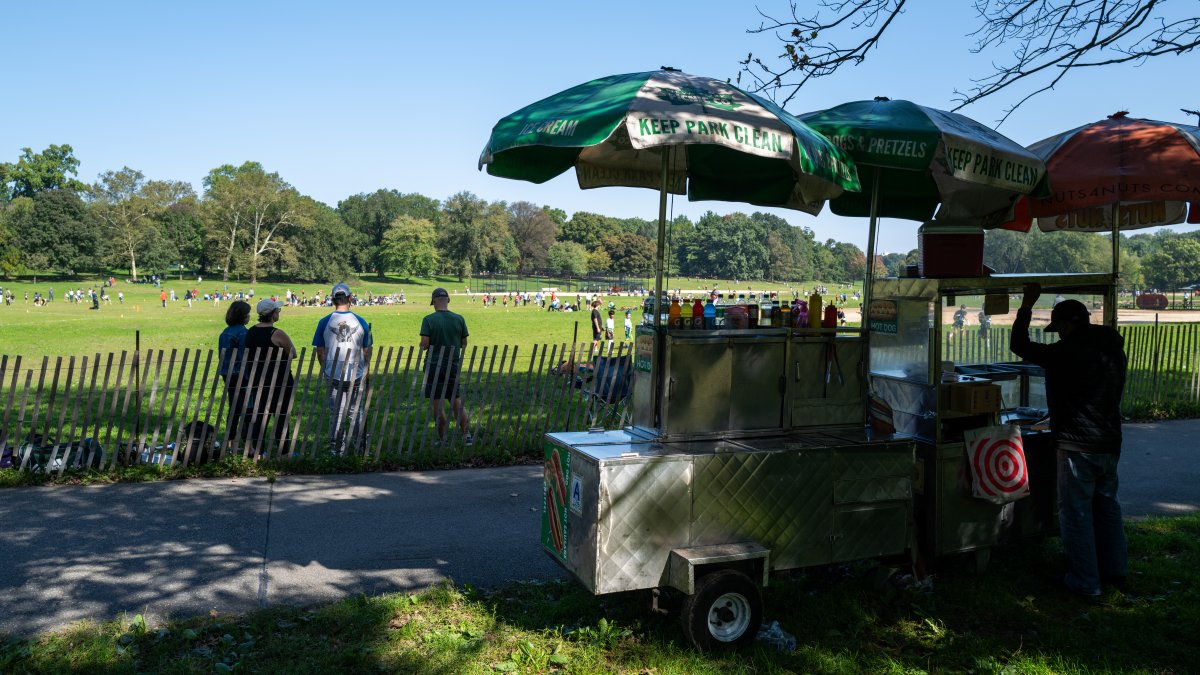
top-left (808, 291), bottom-right (822, 329)
top-left (823, 303), bottom-right (837, 328)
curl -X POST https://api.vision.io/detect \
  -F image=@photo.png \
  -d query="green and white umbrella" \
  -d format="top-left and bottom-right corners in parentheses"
top-left (797, 97), bottom-right (1045, 225)
top-left (479, 69), bottom-right (860, 215)
top-left (798, 97), bottom-right (1047, 324)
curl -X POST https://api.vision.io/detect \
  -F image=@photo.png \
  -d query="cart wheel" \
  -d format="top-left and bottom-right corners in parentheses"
top-left (680, 569), bottom-right (762, 651)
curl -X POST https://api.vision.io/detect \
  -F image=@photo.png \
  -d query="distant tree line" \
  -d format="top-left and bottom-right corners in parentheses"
top-left (878, 228), bottom-right (1200, 291)
top-left (0, 144), bottom-right (875, 285)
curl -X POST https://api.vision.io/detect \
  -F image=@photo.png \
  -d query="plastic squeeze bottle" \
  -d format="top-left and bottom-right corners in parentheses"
top-left (808, 291), bottom-right (822, 328)
top-left (823, 303), bottom-right (837, 328)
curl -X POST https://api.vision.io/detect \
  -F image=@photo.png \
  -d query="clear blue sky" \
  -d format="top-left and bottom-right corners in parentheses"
top-left (5, 0), bottom-right (1197, 254)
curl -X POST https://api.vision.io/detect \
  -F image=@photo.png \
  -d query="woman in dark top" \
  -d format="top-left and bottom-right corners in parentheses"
top-left (244, 298), bottom-right (297, 457)
top-left (218, 301), bottom-right (252, 446)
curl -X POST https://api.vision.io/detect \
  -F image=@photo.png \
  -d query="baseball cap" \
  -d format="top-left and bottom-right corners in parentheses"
top-left (256, 298), bottom-right (284, 315)
top-left (331, 282), bottom-right (351, 298)
top-left (1045, 299), bottom-right (1090, 332)
top-left (430, 287), bottom-right (450, 305)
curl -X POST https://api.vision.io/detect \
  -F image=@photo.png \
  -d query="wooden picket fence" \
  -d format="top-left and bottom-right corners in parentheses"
top-left (0, 342), bottom-right (633, 475)
top-left (943, 322), bottom-right (1200, 413)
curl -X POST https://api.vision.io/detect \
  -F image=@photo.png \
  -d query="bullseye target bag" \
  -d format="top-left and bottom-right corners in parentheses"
top-left (963, 424), bottom-right (1030, 504)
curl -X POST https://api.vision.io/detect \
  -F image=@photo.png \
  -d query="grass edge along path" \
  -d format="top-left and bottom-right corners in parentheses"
top-left (2, 514), bottom-right (1196, 674)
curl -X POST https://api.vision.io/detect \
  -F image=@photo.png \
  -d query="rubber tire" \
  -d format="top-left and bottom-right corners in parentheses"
top-left (680, 569), bottom-right (763, 651)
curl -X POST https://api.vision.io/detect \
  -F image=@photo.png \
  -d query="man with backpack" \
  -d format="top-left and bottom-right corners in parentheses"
top-left (312, 283), bottom-right (373, 455)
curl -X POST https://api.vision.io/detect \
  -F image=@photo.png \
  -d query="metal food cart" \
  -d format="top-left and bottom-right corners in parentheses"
top-left (542, 325), bottom-right (918, 649)
top-left (867, 272), bottom-right (1115, 566)
top-left (540, 272), bottom-right (1117, 650)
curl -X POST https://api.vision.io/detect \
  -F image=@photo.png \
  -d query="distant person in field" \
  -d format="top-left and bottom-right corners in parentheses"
top-left (420, 287), bottom-right (471, 446)
top-left (244, 298), bottom-right (297, 456)
top-left (160, 289), bottom-right (167, 308)
top-left (590, 300), bottom-right (602, 352)
top-left (313, 283), bottom-right (373, 455)
top-left (218, 300), bottom-right (252, 444)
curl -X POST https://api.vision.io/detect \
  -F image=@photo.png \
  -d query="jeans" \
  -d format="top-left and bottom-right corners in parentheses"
top-left (1057, 448), bottom-right (1127, 595)
top-left (327, 379), bottom-right (364, 455)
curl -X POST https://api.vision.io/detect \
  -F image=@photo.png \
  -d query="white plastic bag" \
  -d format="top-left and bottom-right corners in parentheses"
top-left (963, 424), bottom-right (1030, 504)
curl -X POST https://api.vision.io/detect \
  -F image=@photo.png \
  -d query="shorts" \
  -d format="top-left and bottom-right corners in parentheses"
top-left (593, 330), bottom-right (602, 340)
top-left (424, 366), bottom-right (461, 399)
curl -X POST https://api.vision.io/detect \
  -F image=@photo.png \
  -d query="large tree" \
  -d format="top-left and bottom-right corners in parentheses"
top-left (602, 231), bottom-right (656, 277)
top-left (439, 191), bottom-right (517, 279)
top-left (0, 144), bottom-right (86, 201)
top-left (508, 201), bottom-right (558, 271)
top-left (547, 241), bottom-right (589, 280)
top-left (285, 196), bottom-right (360, 282)
top-left (742, 0), bottom-right (1198, 121)
top-left (338, 190), bottom-right (440, 277)
top-left (382, 214), bottom-right (440, 278)
top-left (89, 168), bottom-right (193, 282)
top-left (561, 211), bottom-right (622, 251)
top-left (11, 189), bottom-right (99, 276)
top-left (1144, 237), bottom-right (1200, 289)
top-left (203, 162), bottom-right (298, 284)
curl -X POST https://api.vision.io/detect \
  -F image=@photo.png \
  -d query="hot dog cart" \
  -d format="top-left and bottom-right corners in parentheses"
top-left (867, 272), bottom-right (1115, 564)
top-left (542, 324), bottom-right (917, 649)
top-left (541, 272), bottom-right (1116, 650)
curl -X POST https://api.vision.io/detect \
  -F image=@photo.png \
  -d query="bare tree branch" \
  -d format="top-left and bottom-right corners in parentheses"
top-left (739, 0), bottom-right (907, 107)
top-left (744, 0), bottom-right (1199, 122)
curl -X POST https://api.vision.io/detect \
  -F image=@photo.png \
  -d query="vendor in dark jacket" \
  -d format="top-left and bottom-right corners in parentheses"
top-left (1010, 283), bottom-right (1127, 598)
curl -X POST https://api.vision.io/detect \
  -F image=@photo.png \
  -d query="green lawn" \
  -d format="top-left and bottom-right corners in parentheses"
top-left (0, 275), bottom-right (864, 361)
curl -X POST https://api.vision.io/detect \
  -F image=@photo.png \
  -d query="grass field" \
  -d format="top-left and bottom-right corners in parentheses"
top-left (0, 275), bottom-right (864, 360)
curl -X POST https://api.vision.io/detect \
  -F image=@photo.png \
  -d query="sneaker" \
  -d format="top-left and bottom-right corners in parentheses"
top-left (463, 434), bottom-right (474, 447)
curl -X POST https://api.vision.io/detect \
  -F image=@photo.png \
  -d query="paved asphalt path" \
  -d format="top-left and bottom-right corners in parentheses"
top-left (1, 420), bottom-right (1197, 637)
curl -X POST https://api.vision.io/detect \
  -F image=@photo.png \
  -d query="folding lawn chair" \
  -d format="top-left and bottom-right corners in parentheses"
top-left (584, 354), bottom-right (632, 428)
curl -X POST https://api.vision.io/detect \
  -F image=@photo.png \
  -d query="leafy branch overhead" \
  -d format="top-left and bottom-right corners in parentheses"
top-left (740, 0), bottom-right (1200, 122)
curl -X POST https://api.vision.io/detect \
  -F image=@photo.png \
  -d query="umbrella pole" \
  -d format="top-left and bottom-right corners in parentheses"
top-left (1109, 203), bottom-right (1120, 328)
top-left (648, 149), bottom-right (670, 431)
top-left (862, 167), bottom-right (881, 396)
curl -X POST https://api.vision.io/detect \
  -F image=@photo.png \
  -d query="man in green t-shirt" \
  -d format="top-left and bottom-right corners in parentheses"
top-left (420, 287), bottom-right (471, 445)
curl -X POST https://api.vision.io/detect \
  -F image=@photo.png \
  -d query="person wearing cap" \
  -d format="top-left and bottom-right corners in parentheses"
top-left (420, 288), bottom-right (471, 445)
top-left (313, 283), bottom-right (373, 455)
top-left (1011, 283), bottom-right (1128, 598)
top-left (243, 297), bottom-right (297, 456)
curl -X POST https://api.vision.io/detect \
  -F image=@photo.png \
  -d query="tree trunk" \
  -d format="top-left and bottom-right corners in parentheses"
top-left (130, 252), bottom-right (138, 283)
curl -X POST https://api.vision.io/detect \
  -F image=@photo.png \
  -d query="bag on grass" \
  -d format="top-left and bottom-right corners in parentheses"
top-left (963, 424), bottom-right (1030, 504)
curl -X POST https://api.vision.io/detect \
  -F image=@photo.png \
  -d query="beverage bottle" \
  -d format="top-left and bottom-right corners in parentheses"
top-left (668, 296), bottom-right (681, 329)
top-left (715, 294), bottom-right (727, 328)
top-left (747, 294), bottom-right (759, 329)
top-left (796, 300), bottom-right (808, 328)
top-left (680, 297), bottom-right (692, 330)
top-left (823, 303), bottom-right (837, 328)
top-left (703, 297), bottom-right (716, 330)
top-left (779, 302), bottom-right (791, 330)
top-left (808, 291), bottom-right (822, 329)
top-left (642, 295), bottom-right (652, 326)
top-left (760, 293), bottom-right (774, 328)
top-left (692, 297), bottom-right (705, 329)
